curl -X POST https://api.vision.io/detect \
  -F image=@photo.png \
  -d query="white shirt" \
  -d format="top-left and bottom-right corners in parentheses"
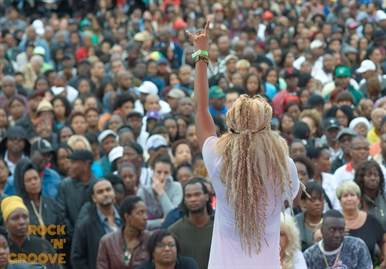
top-left (312, 67), bottom-right (333, 86)
top-left (136, 131), bottom-right (149, 152)
top-left (312, 172), bottom-right (341, 212)
top-left (51, 85), bottom-right (79, 103)
top-left (4, 150), bottom-right (24, 175)
top-left (139, 167), bottom-right (153, 186)
top-left (133, 99), bottom-right (171, 116)
top-left (293, 249), bottom-right (308, 269)
top-left (203, 136), bottom-right (300, 268)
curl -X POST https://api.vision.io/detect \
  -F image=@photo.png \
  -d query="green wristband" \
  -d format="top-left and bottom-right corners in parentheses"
top-left (192, 50), bottom-right (209, 59)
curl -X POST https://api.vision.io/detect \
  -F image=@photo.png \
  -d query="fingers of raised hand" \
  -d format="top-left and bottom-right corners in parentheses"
top-left (205, 19), bottom-right (210, 36)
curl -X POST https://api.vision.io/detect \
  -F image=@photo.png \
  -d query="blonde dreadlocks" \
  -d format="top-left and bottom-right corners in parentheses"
top-left (214, 94), bottom-right (294, 256)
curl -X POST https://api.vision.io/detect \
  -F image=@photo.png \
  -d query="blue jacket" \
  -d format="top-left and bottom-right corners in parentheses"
top-left (18, 37), bottom-right (51, 63)
top-left (5, 168), bottom-right (61, 198)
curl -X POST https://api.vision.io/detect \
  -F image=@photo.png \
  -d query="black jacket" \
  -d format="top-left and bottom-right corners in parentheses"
top-left (56, 175), bottom-right (100, 240)
top-left (71, 205), bottom-right (107, 269)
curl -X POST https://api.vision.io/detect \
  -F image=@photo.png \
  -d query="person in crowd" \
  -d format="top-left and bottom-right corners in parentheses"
top-left (190, 22), bottom-right (301, 268)
top-left (331, 128), bottom-right (358, 173)
top-left (279, 213), bottom-right (307, 269)
top-left (50, 143), bottom-right (72, 178)
top-left (337, 181), bottom-right (386, 263)
top-left (354, 160), bottom-right (386, 230)
top-left (96, 196), bottom-right (151, 269)
top-left (57, 149), bottom-right (100, 265)
top-left (293, 156), bottom-right (314, 185)
top-left (308, 146), bottom-right (341, 211)
top-left (289, 139), bottom-right (307, 159)
top-left (294, 182), bottom-right (324, 251)
top-left (122, 142), bottom-right (153, 187)
top-left (97, 130), bottom-right (119, 175)
top-left (118, 163), bottom-right (138, 196)
top-left (137, 155), bottom-right (182, 230)
top-left (135, 230), bottom-right (199, 269)
top-left (367, 108), bottom-right (386, 145)
top-left (171, 140), bottom-right (192, 168)
top-left (72, 180), bottom-right (122, 269)
top-left (168, 178), bottom-right (214, 269)
top-left (0, 126), bottom-right (30, 175)
top-left (1, 196), bottom-right (61, 269)
top-left (303, 209), bottom-right (373, 268)
top-left (13, 157), bottom-right (61, 243)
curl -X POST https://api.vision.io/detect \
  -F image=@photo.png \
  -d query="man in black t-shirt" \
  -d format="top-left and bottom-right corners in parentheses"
top-left (304, 210), bottom-right (372, 269)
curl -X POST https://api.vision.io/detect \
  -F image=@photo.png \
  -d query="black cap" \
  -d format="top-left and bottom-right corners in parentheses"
top-left (284, 68), bottom-right (299, 78)
top-left (127, 111), bottom-right (143, 119)
top-left (30, 138), bottom-right (54, 153)
top-left (67, 150), bottom-right (94, 163)
top-left (323, 117), bottom-right (340, 131)
top-left (28, 90), bottom-right (45, 100)
top-left (62, 53), bottom-right (72, 61)
top-left (78, 58), bottom-right (91, 65)
top-left (304, 95), bottom-right (325, 109)
top-left (2, 64), bottom-right (15, 76)
top-left (292, 121), bottom-right (310, 140)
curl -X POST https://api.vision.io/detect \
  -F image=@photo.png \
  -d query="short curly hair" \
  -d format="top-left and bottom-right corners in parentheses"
top-left (354, 160), bottom-right (385, 195)
top-left (298, 108), bottom-right (322, 129)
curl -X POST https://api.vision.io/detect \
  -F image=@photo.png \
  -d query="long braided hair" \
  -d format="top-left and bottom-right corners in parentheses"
top-left (214, 94), bottom-right (294, 255)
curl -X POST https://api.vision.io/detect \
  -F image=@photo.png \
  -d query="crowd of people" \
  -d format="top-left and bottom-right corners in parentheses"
top-left (0, 0), bottom-right (385, 268)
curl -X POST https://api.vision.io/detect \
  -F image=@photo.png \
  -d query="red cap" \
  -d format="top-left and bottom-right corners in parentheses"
top-left (262, 11), bottom-right (274, 20)
top-left (173, 19), bottom-right (188, 30)
top-left (284, 96), bottom-right (301, 105)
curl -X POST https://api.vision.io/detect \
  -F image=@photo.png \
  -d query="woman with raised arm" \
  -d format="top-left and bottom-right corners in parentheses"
top-left (186, 20), bottom-right (303, 268)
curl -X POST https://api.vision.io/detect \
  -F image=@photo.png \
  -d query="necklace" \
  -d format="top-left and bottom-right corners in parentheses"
top-left (122, 230), bottom-right (132, 268)
top-left (322, 242), bottom-right (342, 268)
top-left (305, 218), bottom-right (323, 227)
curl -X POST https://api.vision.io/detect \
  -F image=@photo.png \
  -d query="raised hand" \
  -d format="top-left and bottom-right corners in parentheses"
top-left (186, 19), bottom-right (210, 52)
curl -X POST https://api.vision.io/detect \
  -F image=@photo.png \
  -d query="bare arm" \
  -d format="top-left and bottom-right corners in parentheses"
top-left (186, 20), bottom-right (217, 151)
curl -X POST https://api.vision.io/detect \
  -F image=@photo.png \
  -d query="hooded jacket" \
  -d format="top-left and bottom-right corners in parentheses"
top-left (13, 158), bottom-right (63, 243)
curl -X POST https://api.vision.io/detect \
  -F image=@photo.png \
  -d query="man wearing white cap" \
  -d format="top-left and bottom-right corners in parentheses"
top-left (310, 40), bottom-right (325, 70)
top-left (163, 89), bottom-right (186, 118)
top-left (133, 81), bottom-right (171, 116)
top-left (357, 60), bottom-right (386, 96)
top-left (97, 130), bottom-right (119, 175)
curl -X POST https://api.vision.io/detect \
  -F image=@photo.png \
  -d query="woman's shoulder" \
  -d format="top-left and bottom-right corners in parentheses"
top-left (176, 256), bottom-right (199, 268)
top-left (134, 260), bottom-right (154, 269)
top-left (100, 228), bottom-right (121, 242)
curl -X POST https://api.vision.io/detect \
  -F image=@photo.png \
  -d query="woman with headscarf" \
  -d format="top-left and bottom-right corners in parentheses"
top-left (1, 196), bottom-right (61, 269)
top-left (13, 158), bottom-right (62, 244)
top-left (188, 21), bottom-right (303, 268)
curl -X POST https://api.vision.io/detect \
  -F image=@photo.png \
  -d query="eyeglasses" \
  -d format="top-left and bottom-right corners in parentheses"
top-left (156, 242), bottom-right (176, 249)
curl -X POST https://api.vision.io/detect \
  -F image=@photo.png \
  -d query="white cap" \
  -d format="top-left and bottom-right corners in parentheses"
top-left (32, 20), bottom-right (45, 36)
top-left (378, 11), bottom-right (386, 21)
top-left (138, 81), bottom-right (158, 95)
top-left (292, 56), bottom-right (305, 71)
top-left (108, 146), bottom-right (123, 164)
top-left (146, 135), bottom-right (167, 151)
top-left (98, 130), bottom-right (118, 144)
top-left (310, 40), bottom-right (324, 50)
top-left (51, 86), bottom-right (65, 95)
top-left (356, 60), bottom-right (376, 74)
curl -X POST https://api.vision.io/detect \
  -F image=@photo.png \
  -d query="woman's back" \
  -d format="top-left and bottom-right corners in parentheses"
top-left (203, 136), bottom-right (299, 268)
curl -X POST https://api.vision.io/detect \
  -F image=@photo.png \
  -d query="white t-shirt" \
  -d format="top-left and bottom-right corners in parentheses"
top-left (293, 249), bottom-right (307, 269)
top-left (202, 136), bottom-right (300, 268)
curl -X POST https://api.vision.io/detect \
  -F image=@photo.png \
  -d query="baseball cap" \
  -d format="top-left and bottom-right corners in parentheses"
top-left (4, 126), bottom-right (28, 140)
top-left (337, 128), bottom-right (357, 140)
top-left (80, 19), bottom-right (91, 28)
top-left (157, 58), bottom-right (169, 65)
top-left (303, 95), bottom-right (325, 109)
top-left (292, 121), bottom-right (311, 140)
top-left (342, 45), bottom-right (358, 55)
top-left (146, 110), bottom-right (160, 121)
top-left (2, 64), bottom-right (14, 76)
top-left (284, 68), bottom-right (299, 78)
top-left (36, 100), bottom-right (53, 113)
top-left (213, 3), bottom-right (224, 12)
top-left (262, 11), bottom-right (274, 20)
top-left (127, 111), bottom-right (143, 119)
top-left (138, 81), bottom-right (158, 95)
top-left (310, 40), bottom-right (324, 50)
top-left (146, 135), bottom-right (167, 151)
top-left (168, 89), bottom-right (186, 99)
top-left (31, 138), bottom-right (54, 153)
top-left (78, 58), bottom-right (91, 65)
top-left (173, 19), bottom-right (188, 30)
top-left (68, 18), bottom-right (77, 25)
top-left (98, 130), bottom-right (118, 144)
top-left (28, 90), bottom-right (45, 100)
top-left (62, 53), bottom-right (72, 61)
top-left (32, 20), bottom-right (45, 35)
top-left (67, 149), bottom-right (94, 163)
top-left (356, 11), bottom-right (368, 22)
top-left (209, 86), bottom-right (225, 99)
top-left (133, 32), bottom-right (145, 42)
top-left (224, 55), bottom-right (239, 63)
top-left (322, 117), bottom-right (340, 131)
top-left (33, 46), bottom-right (46, 56)
top-left (356, 60), bottom-right (376, 74)
top-left (335, 66), bottom-right (351, 77)
top-left (108, 146), bottom-right (123, 164)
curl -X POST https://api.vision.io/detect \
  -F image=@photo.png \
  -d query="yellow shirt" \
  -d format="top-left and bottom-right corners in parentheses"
top-left (367, 127), bottom-right (380, 145)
